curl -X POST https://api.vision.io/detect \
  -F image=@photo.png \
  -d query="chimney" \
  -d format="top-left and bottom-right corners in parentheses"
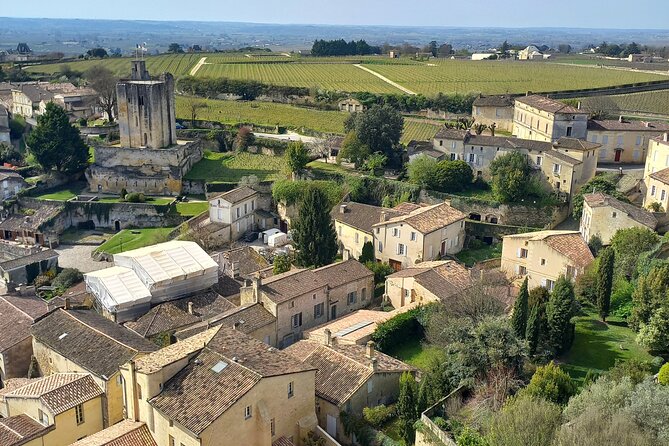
top-left (231, 261), bottom-right (240, 278)
top-left (251, 274), bottom-right (261, 303)
top-left (644, 121), bottom-right (651, 128)
top-left (618, 115), bottom-right (624, 123)
top-left (339, 204), bottom-right (348, 214)
top-left (365, 341), bottom-right (375, 359)
top-left (370, 357), bottom-right (378, 372)
top-left (324, 328), bottom-right (332, 346)
top-left (664, 133), bottom-right (668, 142)
top-left (127, 360), bottom-right (140, 421)
top-left (577, 101), bottom-right (582, 110)
top-left (64, 297), bottom-right (71, 310)
top-left (380, 211), bottom-right (388, 223)
top-left (188, 302), bottom-right (194, 315)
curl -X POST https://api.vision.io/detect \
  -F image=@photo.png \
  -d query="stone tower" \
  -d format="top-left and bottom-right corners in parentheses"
top-left (116, 60), bottom-right (177, 149)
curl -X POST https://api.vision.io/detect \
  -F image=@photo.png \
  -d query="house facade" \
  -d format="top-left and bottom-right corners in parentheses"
top-left (0, 105), bottom-right (10, 144)
top-left (471, 95), bottom-right (515, 132)
top-left (644, 168), bottom-right (669, 213)
top-left (580, 192), bottom-right (658, 245)
top-left (588, 119), bottom-right (669, 164)
top-left (338, 98), bottom-right (365, 113)
top-left (500, 230), bottom-right (594, 290)
top-left (643, 134), bottom-right (669, 194)
top-left (513, 95), bottom-right (588, 142)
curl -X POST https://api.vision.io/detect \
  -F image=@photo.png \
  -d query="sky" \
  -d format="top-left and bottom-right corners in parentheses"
top-left (3, 0), bottom-right (669, 29)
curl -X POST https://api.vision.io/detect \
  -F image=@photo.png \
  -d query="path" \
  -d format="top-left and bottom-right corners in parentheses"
top-left (353, 64), bottom-right (417, 95)
top-left (253, 130), bottom-right (324, 144)
top-left (190, 57), bottom-right (208, 76)
top-left (55, 244), bottom-right (111, 273)
top-left (553, 62), bottom-right (669, 77)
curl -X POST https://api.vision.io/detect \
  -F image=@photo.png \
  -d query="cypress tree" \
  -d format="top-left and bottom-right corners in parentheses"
top-left (358, 240), bottom-right (375, 264)
top-left (292, 186), bottom-right (338, 268)
top-left (526, 304), bottom-right (541, 356)
top-left (397, 372), bottom-right (418, 445)
top-left (546, 276), bottom-right (576, 355)
top-left (597, 247), bottom-right (615, 322)
top-left (511, 278), bottom-right (529, 339)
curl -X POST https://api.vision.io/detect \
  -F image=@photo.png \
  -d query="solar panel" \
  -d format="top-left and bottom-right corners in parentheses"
top-left (334, 320), bottom-right (373, 338)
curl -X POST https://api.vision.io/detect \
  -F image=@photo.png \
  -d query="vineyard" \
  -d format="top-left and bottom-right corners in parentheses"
top-left (401, 120), bottom-right (442, 143)
top-left (578, 90), bottom-right (669, 115)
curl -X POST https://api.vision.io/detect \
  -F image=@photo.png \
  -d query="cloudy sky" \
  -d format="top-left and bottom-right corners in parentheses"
top-left (4, 0), bottom-right (668, 29)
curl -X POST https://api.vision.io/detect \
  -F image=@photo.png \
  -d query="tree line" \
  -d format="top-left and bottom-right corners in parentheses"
top-left (178, 76), bottom-right (309, 101)
top-left (311, 39), bottom-right (381, 56)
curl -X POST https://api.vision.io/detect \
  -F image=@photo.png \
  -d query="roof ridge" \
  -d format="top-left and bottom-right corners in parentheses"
top-left (0, 296), bottom-right (39, 321)
top-left (0, 419), bottom-right (26, 440)
top-left (205, 345), bottom-right (264, 380)
top-left (62, 310), bottom-right (143, 353)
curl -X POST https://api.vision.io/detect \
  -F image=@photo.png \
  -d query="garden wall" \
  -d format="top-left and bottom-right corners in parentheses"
top-left (465, 220), bottom-right (539, 245)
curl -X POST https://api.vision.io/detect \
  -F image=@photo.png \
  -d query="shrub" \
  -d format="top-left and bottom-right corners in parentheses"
top-left (124, 192), bottom-right (146, 203)
top-left (524, 362), bottom-right (576, 405)
top-left (365, 261), bottom-right (394, 285)
top-left (658, 363), bottom-right (669, 385)
top-left (372, 306), bottom-right (425, 352)
top-left (52, 268), bottom-right (83, 291)
top-left (362, 405), bottom-right (395, 428)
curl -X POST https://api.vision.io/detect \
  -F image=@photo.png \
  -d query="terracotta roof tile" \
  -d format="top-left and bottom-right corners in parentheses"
top-left (0, 298), bottom-right (34, 352)
top-left (473, 95), bottom-right (515, 108)
top-left (125, 303), bottom-right (200, 338)
top-left (588, 119), bottom-right (669, 132)
top-left (375, 202), bottom-right (465, 234)
top-left (259, 268), bottom-right (326, 304)
top-left (515, 95), bottom-right (586, 114)
top-left (1, 294), bottom-right (49, 320)
top-left (650, 167), bottom-right (669, 184)
top-left (0, 415), bottom-right (53, 446)
top-left (174, 303), bottom-right (276, 340)
top-left (313, 259), bottom-right (373, 290)
top-left (332, 202), bottom-right (404, 234)
top-left (584, 192), bottom-right (657, 229)
top-left (544, 233), bottom-right (594, 268)
top-left (69, 420), bottom-right (156, 446)
top-left (211, 186), bottom-right (258, 204)
top-left (273, 436), bottom-right (296, 446)
top-left (4, 373), bottom-right (103, 415)
top-left (388, 261), bottom-right (472, 301)
top-left (553, 137), bottom-right (600, 151)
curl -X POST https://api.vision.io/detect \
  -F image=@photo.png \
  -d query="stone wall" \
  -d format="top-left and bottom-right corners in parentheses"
top-left (465, 220), bottom-right (537, 245)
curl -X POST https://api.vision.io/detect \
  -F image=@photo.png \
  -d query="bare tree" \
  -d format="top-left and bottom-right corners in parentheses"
top-left (183, 96), bottom-right (209, 127)
top-left (85, 65), bottom-right (118, 122)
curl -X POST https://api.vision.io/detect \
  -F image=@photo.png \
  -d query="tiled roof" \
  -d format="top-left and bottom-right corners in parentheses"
top-left (388, 261), bottom-right (471, 300)
top-left (0, 415), bottom-right (53, 446)
top-left (434, 128), bottom-right (555, 151)
top-left (4, 373), bottom-right (103, 415)
top-left (505, 230), bottom-right (593, 269)
top-left (473, 95), bottom-right (515, 108)
top-left (259, 268), bottom-right (326, 304)
top-left (211, 186), bottom-right (258, 204)
top-left (314, 259), bottom-right (373, 290)
top-left (375, 202), bottom-right (466, 234)
top-left (553, 137), bottom-right (600, 151)
top-left (273, 437), bottom-right (296, 446)
top-left (175, 303), bottom-right (276, 340)
top-left (69, 420), bottom-right (157, 446)
top-left (0, 249), bottom-right (59, 272)
top-left (544, 149), bottom-right (582, 166)
top-left (219, 246), bottom-right (269, 278)
top-left (650, 167), bottom-right (669, 184)
top-left (515, 95), bottom-right (586, 114)
top-left (331, 202), bottom-right (404, 234)
top-left (587, 119), bottom-right (669, 132)
top-left (0, 203), bottom-right (63, 232)
top-left (14, 84), bottom-right (53, 103)
top-left (0, 294), bottom-right (48, 320)
top-left (134, 326), bottom-right (221, 375)
top-left (584, 192), bottom-right (657, 229)
top-left (31, 309), bottom-right (157, 379)
top-left (393, 202), bottom-right (425, 213)
top-left (150, 327), bottom-right (315, 435)
top-left (0, 298), bottom-right (34, 352)
top-left (125, 303), bottom-right (200, 338)
top-left (285, 340), bottom-right (413, 406)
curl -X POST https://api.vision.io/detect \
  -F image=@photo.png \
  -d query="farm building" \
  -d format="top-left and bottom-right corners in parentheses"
top-left (338, 98), bottom-right (365, 113)
top-left (472, 95), bottom-right (515, 132)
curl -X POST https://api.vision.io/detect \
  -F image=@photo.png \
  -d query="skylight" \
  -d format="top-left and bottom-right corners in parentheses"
top-left (58, 333), bottom-right (68, 340)
top-left (211, 360), bottom-right (228, 373)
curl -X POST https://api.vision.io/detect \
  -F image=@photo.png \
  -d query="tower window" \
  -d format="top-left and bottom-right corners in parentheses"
top-left (138, 96), bottom-right (144, 106)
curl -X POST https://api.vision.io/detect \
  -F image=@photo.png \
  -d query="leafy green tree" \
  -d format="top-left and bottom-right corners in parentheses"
top-left (485, 393), bottom-right (562, 446)
top-left (233, 127), bottom-right (254, 151)
top-left (337, 131), bottom-right (370, 168)
top-left (525, 362), bottom-right (576, 405)
top-left (658, 363), bottom-right (669, 385)
top-left (637, 305), bottom-right (669, 353)
top-left (489, 152), bottom-right (531, 203)
top-left (26, 102), bottom-right (89, 173)
top-left (168, 43), bottom-right (184, 53)
top-left (86, 47), bottom-right (108, 58)
top-left (285, 141), bottom-right (310, 176)
top-left (588, 233), bottom-right (603, 256)
top-left (511, 278), bottom-right (529, 339)
top-left (0, 143), bottom-right (22, 165)
top-left (364, 152), bottom-right (387, 175)
top-left (456, 428), bottom-right (488, 446)
top-left (607, 358), bottom-right (654, 385)
top-left (526, 304), bottom-right (541, 356)
top-left (629, 264), bottom-right (669, 330)
top-left (292, 186), bottom-right (338, 268)
top-left (358, 241), bottom-right (375, 264)
top-left (272, 254), bottom-right (292, 275)
top-left (397, 372), bottom-right (418, 445)
top-left (408, 156), bottom-right (438, 187)
top-left (434, 159), bottom-right (473, 192)
top-left (365, 261), bottom-right (394, 285)
top-left (597, 247), bottom-right (614, 321)
top-left (546, 276), bottom-right (576, 355)
top-left (575, 261), bottom-right (598, 305)
top-left (344, 105), bottom-right (403, 167)
top-left (610, 227), bottom-right (659, 279)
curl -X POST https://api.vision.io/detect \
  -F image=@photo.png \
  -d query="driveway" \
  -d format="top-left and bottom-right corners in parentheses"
top-left (55, 244), bottom-right (111, 273)
top-left (253, 131), bottom-right (324, 144)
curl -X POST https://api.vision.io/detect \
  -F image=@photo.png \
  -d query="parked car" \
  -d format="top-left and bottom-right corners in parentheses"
top-left (244, 231), bottom-right (259, 242)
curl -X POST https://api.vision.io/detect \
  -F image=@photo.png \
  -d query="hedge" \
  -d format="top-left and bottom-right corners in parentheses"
top-left (372, 304), bottom-right (434, 353)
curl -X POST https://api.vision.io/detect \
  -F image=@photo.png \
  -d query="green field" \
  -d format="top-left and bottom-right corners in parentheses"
top-left (175, 201), bottom-right (209, 217)
top-left (185, 152), bottom-right (288, 182)
top-left (96, 227), bottom-right (176, 255)
top-left (559, 311), bottom-right (654, 385)
top-left (384, 337), bottom-right (444, 371)
top-left (401, 120), bottom-right (442, 143)
top-left (579, 89), bottom-right (669, 115)
top-left (176, 96), bottom-right (347, 134)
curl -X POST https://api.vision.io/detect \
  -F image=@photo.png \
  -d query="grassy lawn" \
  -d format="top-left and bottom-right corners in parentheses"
top-left (96, 196), bottom-right (174, 205)
top-left (380, 417), bottom-right (403, 443)
top-left (559, 311), bottom-right (654, 385)
top-left (96, 227), bottom-right (176, 255)
top-left (306, 160), bottom-right (360, 176)
top-left (35, 184), bottom-right (88, 201)
top-left (384, 337), bottom-right (444, 371)
top-left (176, 201), bottom-right (209, 217)
top-left (455, 242), bottom-right (502, 267)
top-left (185, 152), bottom-right (288, 182)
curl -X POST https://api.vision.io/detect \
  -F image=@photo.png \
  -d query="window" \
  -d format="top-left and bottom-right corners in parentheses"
top-left (612, 211), bottom-right (617, 218)
top-left (566, 126), bottom-right (572, 137)
top-left (313, 293), bottom-right (317, 300)
top-left (169, 436), bottom-right (175, 446)
top-left (662, 190), bottom-right (667, 201)
top-left (544, 279), bottom-right (556, 291)
top-left (38, 409), bottom-right (49, 425)
top-left (392, 228), bottom-right (400, 238)
top-left (410, 232), bottom-right (417, 241)
top-left (347, 291), bottom-right (357, 305)
top-left (517, 248), bottom-right (528, 258)
top-left (468, 153), bottom-right (475, 163)
top-left (137, 384), bottom-right (142, 399)
top-left (540, 258), bottom-right (546, 266)
top-left (289, 300), bottom-right (295, 309)
top-left (338, 226), bottom-right (342, 236)
top-left (378, 241), bottom-right (383, 253)
top-left (403, 288), bottom-right (410, 298)
top-left (236, 207), bottom-right (240, 218)
top-left (397, 243), bottom-right (406, 256)
top-left (651, 185), bottom-right (657, 196)
top-left (314, 302), bottom-right (324, 319)
top-left (355, 232), bottom-right (359, 244)
top-left (439, 140), bottom-right (443, 146)
top-left (633, 150), bottom-right (641, 161)
top-left (75, 404), bottom-right (84, 425)
top-left (617, 135), bottom-right (623, 147)
top-left (375, 227), bottom-right (380, 234)
top-left (450, 153), bottom-right (457, 161)
top-left (517, 265), bottom-right (527, 275)
top-left (244, 203), bottom-right (248, 214)
top-left (600, 149), bottom-right (607, 159)
top-left (271, 418), bottom-right (276, 436)
top-left (251, 200), bottom-right (255, 210)
top-left (288, 381), bottom-right (294, 398)
top-left (636, 136), bottom-right (642, 146)
top-left (367, 380), bottom-right (374, 393)
top-left (451, 141), bottom-right (456, 149)
top-left (291, 313), bottom-right (302, 328)
top-left (245, 405), bottom-right (252, 419)
top-left (536, 155), bottom-right (542, 166)
top-left (602, 135), bottom-right (609, 145)
top-left (362, 288), bottom-right (367, 301)
top-left (553, 163), bottom-right (561, 174)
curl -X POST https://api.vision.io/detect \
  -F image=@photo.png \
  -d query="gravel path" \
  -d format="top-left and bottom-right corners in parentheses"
top-left (55, 244), bottom-right (111, 273)
top-left (353, 64), bottom-right (417, 95)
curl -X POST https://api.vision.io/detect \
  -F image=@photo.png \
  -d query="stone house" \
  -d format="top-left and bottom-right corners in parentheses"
top-left (500, 230), bottom-right (594, 290)
top-left (285, 338), bottom-right (414, 444)
top-left (643, 134), bottom-right (669, 199)
top-left (407, 140), bottom-right (446, 163)
top-left (120, 326), bottom-right (319, 446)
top-left (373, 202), bottom-right (466, 270)
top-left (0, 105), bottom-right (10, 144)
top-left (0, 294), bottom-right (48, 387)
top-left (471, 95), bottom-right (515, 132)
top-left (69, 419), bottom-right (157, 446)
top-left (580, 192), bottom-right (658, 245)
top-left (331, 202), bottom-right (404, 261)
top-left (513, 95), bottom-right (588, 142)
top-left (0, 202), bottom-right (63, 247)
top-left (1, 373), bottom-right (105, 445)
top-left (208, 186), bottom-right (276, 241)
top-left (385, 260), bottom-right (471, 309)
top-left (11, 85), bottom-right (53, 118)
top-left (312, 259), bottom-right (374, 320)
top-left (518, 45), bottom-right (545, 60)
top-left (30, 308), bottom-right (158, 427)
top-left (0, 414), bottom-right (54, 446)
top-left (644, 167), bottom-right (669, 214)
top-left (0, 248), bottom-right (59, 287)
top-left (587, 118), bottom-right (669, 164)
top-left (337, 98), bottom-right (365, 113)
top-left (215, 245), bottom-right (269, 280)
top-left (0, 170), bottom-right (28, 200)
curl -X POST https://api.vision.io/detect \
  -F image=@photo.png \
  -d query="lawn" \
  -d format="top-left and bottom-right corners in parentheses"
top-left (455, 242), bottom-right (502, 267)
top-left (175, 201), bottom-right (209, 217)
top-left (559, 311), bottom-right (654, 385)
top-left (384, 337), bottom-right (444, 371)
top-left (306, 160), bottom-right (359, 176)
top-left (185, 151), bottom-right (288, 182)
top-left (35, 184), bottom-right (87, 201)
top-left (95, 227), bottom-right (176, 255)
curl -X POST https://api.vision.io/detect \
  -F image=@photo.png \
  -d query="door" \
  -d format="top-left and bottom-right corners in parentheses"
top-left (441, 241), bottom-right (446, 256)
top-left (330, 304), bottom-right (337, 320)
top-left (614, 149), bottom-right (622, 162)
top-left (327, 414), bottom-right (337, 438)
top-left (389, 259), bottom-right (402, 271)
